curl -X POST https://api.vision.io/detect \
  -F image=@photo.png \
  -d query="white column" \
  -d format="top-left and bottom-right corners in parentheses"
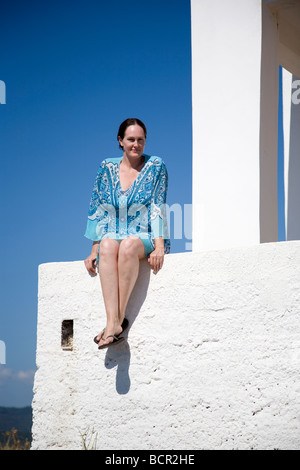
top-left (191, 0), bottom-right (279, 251)
top-left (282, 67), bottom-right (292, 238)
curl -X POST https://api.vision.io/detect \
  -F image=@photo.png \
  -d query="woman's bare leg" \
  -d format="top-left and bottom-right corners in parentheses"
top-left (95, 236), bottom-right (145, 348)
top-left (96, 238), bottom-right (122, 347)
top-left (118, 237), bottom-right (146, 323)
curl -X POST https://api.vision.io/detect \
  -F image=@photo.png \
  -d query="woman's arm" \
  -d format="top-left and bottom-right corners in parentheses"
top-left (149, 161), bottom-right (170, 274)
top-left (84, 161), bottom-right (106, 275)
top-left (148, 237), bottom-right (164, 274)
top-left (84, 241), bottom-right (100, 275)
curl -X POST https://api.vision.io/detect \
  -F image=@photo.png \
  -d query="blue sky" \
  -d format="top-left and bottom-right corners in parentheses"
top-left (0, 0), bottom-right (192, 406)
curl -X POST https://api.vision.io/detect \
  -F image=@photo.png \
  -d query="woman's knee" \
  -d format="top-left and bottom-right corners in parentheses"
top-left (99, 238), bottom-right (119, 258)
top-left (119, 237), bottom-right (145, 260)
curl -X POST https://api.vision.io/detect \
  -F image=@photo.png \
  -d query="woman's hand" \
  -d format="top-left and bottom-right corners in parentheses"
top-left (148, 238), bottom-right (164, 274)
top-left (84, 242), bottom-right (99, 275)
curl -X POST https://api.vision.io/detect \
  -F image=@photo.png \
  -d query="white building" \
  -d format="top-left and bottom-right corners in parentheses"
top-left (191, 0), bottom-right (300, 250)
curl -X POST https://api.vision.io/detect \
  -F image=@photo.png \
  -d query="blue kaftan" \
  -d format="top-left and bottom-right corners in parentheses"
top-left (84, 154), bottom-right (170, 257)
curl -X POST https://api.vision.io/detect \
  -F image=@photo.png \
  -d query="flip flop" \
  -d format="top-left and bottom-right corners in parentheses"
top-left (93, 318), bottom-right (129, 345)
top-left (94, 328), bottom-right (105, 345)
top-left (98, 335), bottom-right (125, 350)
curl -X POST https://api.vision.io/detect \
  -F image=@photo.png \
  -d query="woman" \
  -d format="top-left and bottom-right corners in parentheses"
top-left (84, 118), bottom-right (170, 349)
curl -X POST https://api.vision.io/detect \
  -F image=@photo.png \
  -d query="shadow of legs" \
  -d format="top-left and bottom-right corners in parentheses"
top-left (104, 339), bottom-right (131, 394)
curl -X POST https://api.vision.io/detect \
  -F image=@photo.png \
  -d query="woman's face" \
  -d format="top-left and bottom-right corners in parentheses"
top-left (119, 124), bottom-right (146, 159)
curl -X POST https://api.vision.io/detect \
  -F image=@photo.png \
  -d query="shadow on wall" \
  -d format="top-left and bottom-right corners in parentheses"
top-left (101, 259), bottom-right (151, 395)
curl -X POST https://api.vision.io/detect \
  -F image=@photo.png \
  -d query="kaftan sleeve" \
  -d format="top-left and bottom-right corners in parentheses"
top-left (84, 161), bottom-right (107, 241)
top-left (150, 161), bottom-right (170, 253)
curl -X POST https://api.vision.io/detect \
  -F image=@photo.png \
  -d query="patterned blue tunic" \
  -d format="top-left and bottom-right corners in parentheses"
top-left (85, 154), bottom-right (170, 256)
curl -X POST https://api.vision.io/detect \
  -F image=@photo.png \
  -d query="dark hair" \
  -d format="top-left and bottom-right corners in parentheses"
top-left (117, 118), bottom-right (147, 150)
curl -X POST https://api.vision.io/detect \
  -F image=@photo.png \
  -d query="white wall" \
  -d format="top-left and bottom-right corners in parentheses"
top-left (191, 0), bottom-right (265, 250)
top-left (32, 242), bottom-right (300, 450)
top-left (190, 0), bottom-right (300, 249)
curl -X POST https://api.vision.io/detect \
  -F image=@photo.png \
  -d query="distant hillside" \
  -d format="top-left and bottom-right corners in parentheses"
top-left (0, 406), bottom-right (32, 445)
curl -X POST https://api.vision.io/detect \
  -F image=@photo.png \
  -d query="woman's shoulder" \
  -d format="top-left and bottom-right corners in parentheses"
top-left (96, 156), bottom-right (122, 171)
top-left (101, 156), bottom-right (122, 165)
top-left (145, 155), bottom-right (166, 168)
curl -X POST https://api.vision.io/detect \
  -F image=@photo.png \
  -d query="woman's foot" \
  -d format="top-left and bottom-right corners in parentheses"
top-left (98, 333), bottom-right (125, 349)
top-left (94, 318), bottom-right (129, 346)
top-left (94, 322), bottom-right (123, 347)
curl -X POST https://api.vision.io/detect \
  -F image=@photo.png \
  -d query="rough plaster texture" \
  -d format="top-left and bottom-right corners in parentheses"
top-left (31, 241), bottom-right (300, 450)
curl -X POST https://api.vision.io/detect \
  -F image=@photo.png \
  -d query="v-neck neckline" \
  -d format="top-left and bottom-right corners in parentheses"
top-left (118, 155), bottom-right (148, 193)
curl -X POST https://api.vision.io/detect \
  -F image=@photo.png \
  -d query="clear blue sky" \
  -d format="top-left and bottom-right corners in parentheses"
top-left (0, 0), bottom-right (192, 406)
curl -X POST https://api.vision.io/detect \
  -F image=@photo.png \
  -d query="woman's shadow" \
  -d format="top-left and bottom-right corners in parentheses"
top-left (103, 259), bottom-right (151, 394)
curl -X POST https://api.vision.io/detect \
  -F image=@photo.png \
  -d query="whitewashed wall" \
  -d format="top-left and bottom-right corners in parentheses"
top-left (191, 0), bottom-right (300, 250)
top-left (31, 241), bottom-right (300, 450)
top-left (191, 0), bottom-right (267, 249)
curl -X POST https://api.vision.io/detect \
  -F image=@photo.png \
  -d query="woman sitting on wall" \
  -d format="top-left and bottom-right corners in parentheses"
top-left (84, 118), bottom-right (170, 349)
